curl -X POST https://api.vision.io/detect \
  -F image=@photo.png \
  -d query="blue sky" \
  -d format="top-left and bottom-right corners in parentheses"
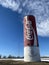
top-left (0, 0), bottom-right (49, 57)
top-left (0, 6), bottom-right (24, 57)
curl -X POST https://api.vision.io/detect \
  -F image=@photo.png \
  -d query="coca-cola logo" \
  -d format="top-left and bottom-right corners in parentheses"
top-left (25, 21), bottom-right (33, 40)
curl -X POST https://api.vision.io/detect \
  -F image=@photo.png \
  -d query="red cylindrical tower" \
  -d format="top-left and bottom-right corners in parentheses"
top-left (24, 15), bottom-right (40, 62)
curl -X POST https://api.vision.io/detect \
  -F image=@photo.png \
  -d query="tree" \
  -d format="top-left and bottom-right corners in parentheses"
top-left (3, 56), bottom-right (6, 58)
top-left (16, 56), bottom-right (20, 58)
top-left (0, 55), bottom-right (1, 58)
top-left (8, 55), bottom-right (17, 58)
top-left (8, 55), bottom-right (12, 58)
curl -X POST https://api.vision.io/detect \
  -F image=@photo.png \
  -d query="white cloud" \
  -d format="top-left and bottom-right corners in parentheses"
top-left (0, 0), bottom-right (20, 11)
top-left (0, 0), bottom-right (49, 36)
top-left (37, 19), bottom-right (49, 36)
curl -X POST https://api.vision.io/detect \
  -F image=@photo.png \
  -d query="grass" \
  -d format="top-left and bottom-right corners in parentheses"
top-left (0, 60), bottom-right (49, 65)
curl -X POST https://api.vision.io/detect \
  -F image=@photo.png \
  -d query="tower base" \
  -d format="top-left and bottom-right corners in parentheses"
top-left (24, 46), bottom-right (40, 62)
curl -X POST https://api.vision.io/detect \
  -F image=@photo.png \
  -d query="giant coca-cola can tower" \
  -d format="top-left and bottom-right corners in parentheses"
top-left (24, 15), bottom-right (40, 62)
